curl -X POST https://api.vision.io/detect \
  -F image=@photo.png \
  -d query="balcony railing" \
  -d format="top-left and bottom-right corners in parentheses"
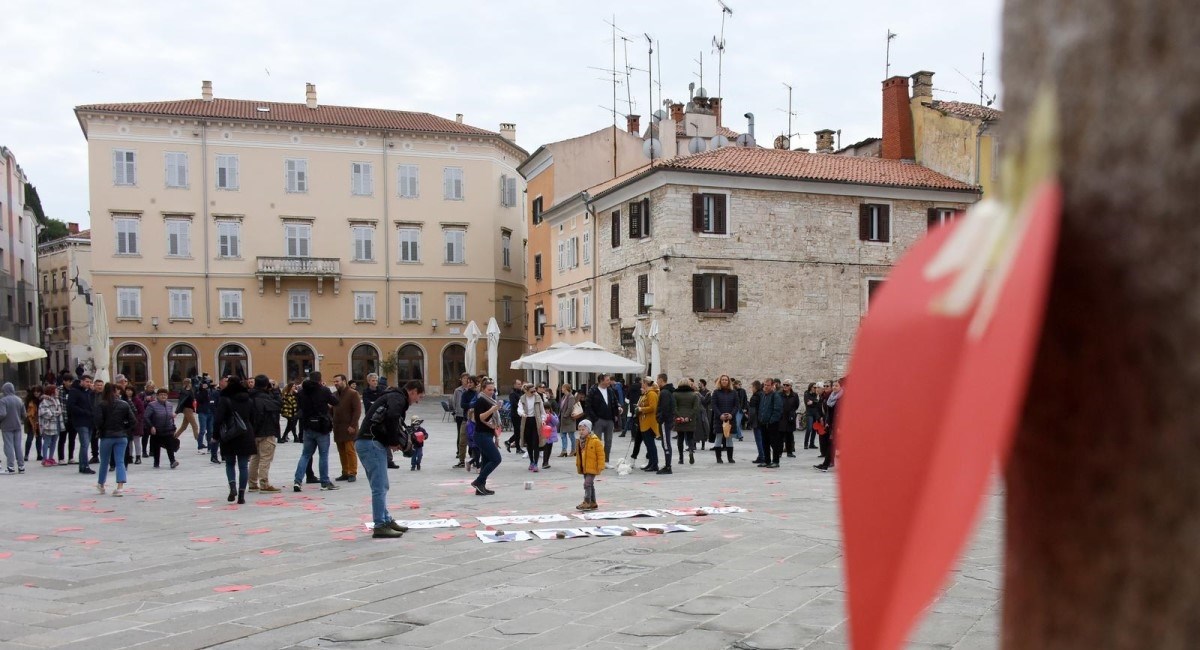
top-left (256, 256), bottom-right (341, 295)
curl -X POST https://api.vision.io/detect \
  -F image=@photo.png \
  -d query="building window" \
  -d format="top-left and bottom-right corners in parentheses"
top-left (165, 152), bottom-right (188, 188)
top-left (556, 296), bottom-right (567, 332)
top-left (113, 149), bottom-right (136, 185)
top-left (115, 217), bottom-right (139, 255)
top-left (41, 273), bottom-right (48, 293)
top-left (859, 203), bottom-right (891, 243)
top-left (352, 225), bottom-right (374, 262)
top-left (219, 289), bottom-right (243, 321)
top-left (692, 193), bottom-right (728, 234)
top-left (351, 344), bottom-right (379, 382)
top-left (628, 198), bottom-right (651, 239)
top-left (354, 292), bottom-right (376, 322)
top-left (502, 297), bottom-right (512, 325)
top-left (167, 344), bottom-right (199, 393)
top-left (168, 288), bottom-right (193, 320)
top-left (501, 231), bottom-right (512, 269)
top-left (610, 284), bottom-right (620, 319)
top-left (398, 227), bottom-right (421, 263)
top-left (534, 254), bottom-right (542, 281)
top-left (289, 291), bottom-right (311, 321)
top-left (692, 273), bottom-right (740, 314)
top-left (532, 196), bottom-right (544, 225)
top-left (60, 270), bottom-right (67, 290)
top-left (398, 164), bottom-right (419, 198)
top-left (218, 343), bottom-right (249, 380)
top-left (866, 278), bottom-right (886, 310)
top-left (611, 209), bottom-right (621, 248)
top-left (443, 167), bottom-right (464, 200)
top-left (217, 220), bottom-right (241, 258)
top-left (637, 274), bottom-right (649, 315)
top-left (581, 292), bottom-right (592, 328)
top-left (533, 305), bottom-right (545, 338)
top-left (285, 223), bottom-right (312, 257)
top-left (216, 154), bottom-right (239, 190)
top-left (165, 219), bottom-right (191, 257)
top-left (500, 174), bottom-right (518, 207)
top-left (444, 228), bottom-right (465, 264)
top-left (400, 293), bottom-right (421, 322)
top-left (351, 162), bottom-right (374, 196)
top-left (582, 231), bottom-right (591, 264)
top-left (557, 236), bottom-right (579, 271)
top-left (285, 158), bottom-right (308, 193)
top-left (396, 343), bottom-right (425, 382)
top-left (116, 287), bottom-right (141, 319)
top-left (927, 207), bottom-right (959, 231)
top-left (446, 293), bottom-right (466, 323)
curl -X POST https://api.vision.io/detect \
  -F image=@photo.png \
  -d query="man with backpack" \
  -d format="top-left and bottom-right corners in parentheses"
top-left (356, 380), bottom-right (425, 539)
top-left (292, 371), bottom-right (339, 492)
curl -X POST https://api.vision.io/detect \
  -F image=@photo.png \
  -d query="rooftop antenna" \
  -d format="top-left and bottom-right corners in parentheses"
top-left (953, 55), bottom-right (997, 107)
top-left (602, 15), bottom-right (629, 177)
top-left (713, 0), bottom-right (733, 100)
top-left (779, 82), bottom-right (797, 146)
top-left (620, 36), bottom-right (636, 114)
top-left (885, 30), bottom-right (897, 79)
top-left (693, 51), bottom-right (704, 91)
top-left (646, 33), bottom-right (656, 163)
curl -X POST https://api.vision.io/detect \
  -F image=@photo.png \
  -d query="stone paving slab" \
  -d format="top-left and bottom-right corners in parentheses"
top-left (0, 401), bottom-right (1001, 648)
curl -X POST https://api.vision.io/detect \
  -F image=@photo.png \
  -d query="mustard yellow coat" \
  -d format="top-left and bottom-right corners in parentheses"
top-left (637, 386), bottom-right (660, 437)
top-left (575, 432), bottom-right (605, 475)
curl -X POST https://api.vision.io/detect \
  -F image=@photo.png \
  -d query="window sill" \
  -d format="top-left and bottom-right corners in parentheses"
top-left (351, 259), bottom-right (378, 264)
top-left (398, 194), bottom-right (419, 199)
top-left (400, 319), bottom-right (422, 324)
top-left (116, 317), bottom-right (142, 322)
top-left (696, 312), bottom-right (735, 319)
top-left (862, 240), bottom-right (892, 245)
top-left (581, 325), bottom-right (592, 331)
top-left (354, 319), bottom-right (377, 324)
top-left (398, 260), bottom-right (422, 265)
top-left (219, 318), bottom-right (244, 324)
top-left (165, 185), bottom-right (190, 191)
top-left (443, 197), bottom-right (464, 201)
top-left (608, 319), bottom-right (621, 325)
top-left (168, 318), bottom-right (194, 324)
top-left (289, 318), bottom-right (311, 324)
top-left (351, 193), bottom-right (374, 198)
top-left (114, 254), bottom-right (142, 258)
top-left (216, 186), bottom-right (239, 191)
top-left (443, 261), bottom-right (466, 266)
top-left (446, 320), bottom-right (466, 325)
top-left (699, 232), bottom-right (731, 238)
top-left (216, 256), bottom-right (244, 261)
top-left (165, 255), bottom-right (194, 260)
top-left (285, 189), bottom-right (309, 194)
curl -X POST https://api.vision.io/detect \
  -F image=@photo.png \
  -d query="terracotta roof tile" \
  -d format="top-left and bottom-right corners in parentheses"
top-left (929, 100), bottom-right (1002, 122)
top-left (673, 122), bottom-right (741, 139)
top-left (76, 98), bottom-right (502, 137)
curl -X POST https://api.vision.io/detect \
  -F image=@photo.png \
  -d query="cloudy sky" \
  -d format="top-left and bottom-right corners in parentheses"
top-left (4, 0), bottom-right (1002, 227)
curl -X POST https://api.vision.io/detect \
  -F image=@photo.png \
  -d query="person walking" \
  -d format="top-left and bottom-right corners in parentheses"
top-left (279, 380), bottom-right (299, 443)
top-left (470, 380), bottom-right (502, 495)
top-left (357, 379), bottom-right (425, 537)
top-left (331, 374), bottom-right (362, 483)
top-left (451, 373), bottom-right (470, 468)
top-left (757, 379), bottom-right (784, 468)
top-left (517, 384), bottom-right (545, 472)
top-left (67, 376), bottom-right (95, 473)
top-left (195, 378), bottom-right (214, 461)
top-left (574, 419), bottom-right (603, 511)
top-left (557, 383), bottom-right (579, 457)
top-left (654, 374), bottom-right (675, 475)
top-left (122, 385), bottom-right (145, 465)
top-left (36, 385), bottom-right (64, 466)
top-left (709, 375), bottom-right (739, 464)
top-left (138, 381), bottom-right (157, 457)
top-left (672, 379), bottom-right (700, 466)
top-left (23, 385), bottom-right (42, 463)
top-left (504, 380), bottom-right (524, 454)
top-left (293, 371), bottom-right (339, 492)
top-left (92, 383), bottom-right (134, 495)
top-left (174, 378), bottom-right (201, 452)
top-left (248, 375), bottom-right (282, 491)
top-left (143, 388), bottom-right (179, 469)
top-left (586, 374), bottom-right (623, 467)
top-left (0, 383), bottom-right (27, 474)
top-left (213, 376), bottom-right (257, 504)
top-left (636, 377), bottom-right (661, 471)
top-left (779, 381), bottom-right (801, 460)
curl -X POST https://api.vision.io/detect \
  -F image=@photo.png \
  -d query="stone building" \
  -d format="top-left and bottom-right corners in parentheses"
top-left (37, 225), bottom-right (92, 377)
top-left (0, 146), bottom-right (41, 387)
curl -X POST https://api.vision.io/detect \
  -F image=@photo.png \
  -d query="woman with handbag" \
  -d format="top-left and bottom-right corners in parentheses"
top-left (92, 383), bottom-right (134, 496)
top-left (710, 375), bottom-right (739, 464)
top-left (471, 380), bottom-right (503, 495)
top-left (214, 376), bottom-right (258, 504)
top-left (517, 384), bottom-right (546, 472)
top-left (37, 385), bottom-right (63, 466)
top-left (557, 384), bottom-right (580, 458)
top-left (672, 379), bottom-right (701, 465)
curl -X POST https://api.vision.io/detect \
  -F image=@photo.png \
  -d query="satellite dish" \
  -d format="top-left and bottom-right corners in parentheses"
top-left (642, 138), bottom-right (664, 158)
top-left (735, 133), bottom-right (756, 148)
top-left (711, 135), bottom-right (731, 149)
top-left (773, 135), bottom-right (791, 150)
top-left (651, 109), bottom-right (668, 123)
top-left (696, 86), bottom-right (709, 99)
top-left (688, 137), bottom-right (707, 154)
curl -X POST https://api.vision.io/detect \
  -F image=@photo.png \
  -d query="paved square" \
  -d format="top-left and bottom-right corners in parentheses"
top-left (0, 402), bottom-right (1001, 649)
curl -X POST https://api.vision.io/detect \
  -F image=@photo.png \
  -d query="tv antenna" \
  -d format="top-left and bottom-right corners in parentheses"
top-left (713, 0), bottom-right (733, 100)
top-left (693, 51), bottom-right (704, 91)
top-left (620, 36), bottom-right (637, 114)
top-left (645, 33), bottom-right (657, 163)
top-left (885, 30), bottom-right (897, 78)
top-left (954, 53), bottom-right (997, 107)
top-left (779, 82), bottom-right (797, 146)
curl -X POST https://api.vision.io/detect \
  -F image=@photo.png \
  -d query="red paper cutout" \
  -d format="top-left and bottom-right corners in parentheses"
top-left (838, 183), bottom-right (1061, 650)
top-left (15, 534), bottom-right (38, 541)
top-left (334, 534), bottom-right (356, 541)
top-left (55, 527), bottom-right (84, 533)
top-left (78, 539), bottom-right (101, 546)
top-left (20, 501), bottom-right (37, 509)
top-left (244, 528), bottom-right (271, 535)
top-left (0, 552), bottom-right (12, 559)
top-left (433, 533), bottom-right (456, 540)
top-left (431, 512), bottom-right (458, 518)
top-left (190, 536), bottom-right (221, 543)
top-left (101, 517), bottom-right (126, 523)
top-left (213, 585), bottom-right (252, 592)
top-left (259, 549), bottom-right (282, 556)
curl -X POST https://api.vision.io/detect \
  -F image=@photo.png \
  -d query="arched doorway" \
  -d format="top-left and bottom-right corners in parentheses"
top-left (166, 343), bottom-right (198, 394)
top-left (396, 344), bottom-right (424, 384)
top-left (286, 344), bottom-right (315, 382)
top-left (441, 343), bottom-right (465, 394)
top-left (350, 343), bottom-right (379, 382)
top-left (115, 344), bottom-right (148, 391)
top-left (218, 343), bottom-right (249, 381)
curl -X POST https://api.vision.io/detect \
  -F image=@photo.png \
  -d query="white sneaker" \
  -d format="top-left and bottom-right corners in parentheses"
top-left (112, 489), bottom-right (123, 497)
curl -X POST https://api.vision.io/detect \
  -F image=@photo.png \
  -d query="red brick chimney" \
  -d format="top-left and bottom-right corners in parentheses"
top-left (709, 97), bottom-right (722, 127)
top-left (881, 76), bottom-right (915, 160)
top-left (68, 222), bottom-right (79, 235)
top-left (626, 114), bottom-right (641, 134)
top-left (669, 102), bottom-right (684, 123)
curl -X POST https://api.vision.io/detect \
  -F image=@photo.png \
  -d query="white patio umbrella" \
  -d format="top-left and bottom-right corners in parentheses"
top-left (510, 341), bottom-right (573, 370)
top-left (632, 320), bottom-right (647, 369)
top-left (92, 294), bottom-right (111, 381)
top-left (648, 319), bottom-right (662, 378)
top-left (486, 317), bottom-right (500, 380)
top-left (0, 336), bottom-right (47, 363)
top-left (541, 341), bottom-right (645, 374)
top-left (463, 321), bottom-right (482, 375)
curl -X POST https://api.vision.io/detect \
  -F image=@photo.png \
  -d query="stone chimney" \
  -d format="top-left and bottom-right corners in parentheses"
top-left (815, 129), bottom-right (836, 153)
top-left (455, 113), bottom-right (463, 123)
top-left (709, 97), bottom-right (722, 126)
top-left (305, 83), bottom-right (318, 109)
top-left (881, 76), bottom-right (915, 160)
top-left (499, 123), bottom-right (517, 141)
top-left (669, 102), bottom-right (684, 123)
top-left (68, 222), bottom-right (79, 235)
top-left (911, 70), bottom-right (934, 99)
top-left (201, 80), bottom-right (213, 102)
top-left (626, 114), bottom-right (641, 134)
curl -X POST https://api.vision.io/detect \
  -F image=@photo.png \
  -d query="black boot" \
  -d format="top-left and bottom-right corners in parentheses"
top-left (227, 481), bottom-right (237, 502)
top-left (715, 449), bottom-right (724, 464)
top-left (726, 448), bottom-right (735, 464)
top-left (237, 490), bottom-right (246, 505)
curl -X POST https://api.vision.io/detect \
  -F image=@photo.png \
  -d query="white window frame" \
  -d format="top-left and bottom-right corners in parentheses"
top-left (400, 293), bottom-right (421, 322)
top-left (116, 287), bottom-right (141, 319)
top-left (703, 274), bottom-right (727, 312)
top-left (165, 152), bottom-right (188, 189)
top-left (216, 154), bottom-right (239, 190)
top-left (567, 296), bottom-right (578, 330)
top-left (502, 297), bottom-right (512, 325)
top-left (501, 232), bottom-right (512, 269)
top-left (398, 227), bottom-right (421, 263)
top-left (216, 220), bottom-right (241, 259)
top-left (557, 240), bottom-right (565, 272)
top-left (351, 162), bottom-right (374, 196)
top-left (165, 219), bottom-right (191, 257)
top-left (352, 225), bottom-right (375, 262)
top-left (864, 277), bottom-right (887, 312)
top-left (582, 231), bottom-right (591, 264)
top-left (556, 296), bottom-right (567, 332)
top-left (289, 290), bottom-right (311, 322)
top-left (284, 223), bottom-right (312, 257)
top-left (114, 217), bottom-right (139, 255)
top-left (444, 228), bottom-right (465, 264)
top-left (354, 292), bottom-right (376, 322)
top-left (500, 174), bottom-right (517, 207)
top-left (168, 288), bottom-right (193, 320)
top-left (443, 167), bottom-right (464, 200)
top-left (398, 164), bottom-right (419, 198)
top-left (285, 158), bottom-right (308, 193)
top-left (581, 292), bottom-right (591, 328)
top-left (113, 149), bottom-right (136, 186)
top-left (219, 289), bottom-right (243, 322)
top-left (446, 293), bottom-right (467, 323)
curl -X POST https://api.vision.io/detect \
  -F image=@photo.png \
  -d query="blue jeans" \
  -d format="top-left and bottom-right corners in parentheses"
top-left (475, 430), bottom-right (501, 487)
top-left (225, 454), bottom-right (250, 491)
top-left (410, 446), bottom-right (424, 468)
top-left (198, 412), bottom-right (213, 450)
top-left (753, 426), bottom-right (765, 461)
top-left (76, 426), bottom-right (92, 467)
top-left (97, 437), bottom-right (128, 485)
top-left (41, 434), bottom-right (58, 461)
top-left (734, 411), bottom-right (745, 440)
top-left (559, 430), bottom-right (576, 454)
top-left (294, 429), bottom-right (331, 484)
top-left (356, 439), bottom-right (391, 527)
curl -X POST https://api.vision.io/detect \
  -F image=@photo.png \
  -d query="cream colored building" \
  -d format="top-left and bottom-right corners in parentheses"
top-left (1, 146), bottom-right (41, 387)
top-left (76, 81), bottom-right (527, 394)
top-left (37, 225), bottom-right (92, 376)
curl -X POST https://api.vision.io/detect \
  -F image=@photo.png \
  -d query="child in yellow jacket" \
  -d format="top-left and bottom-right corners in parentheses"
top-left (575, 419), bottom-right (604, 510)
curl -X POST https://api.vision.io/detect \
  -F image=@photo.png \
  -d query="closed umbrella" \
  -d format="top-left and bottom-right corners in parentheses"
top-left (0, 336), bottom-right (47, 363)
top-left (649, 319), bottom-right (662, 378)
top-left (486, 317), bottom-right (501, 380)
top-left (463, 321), bottom-right (482, 375)
top-left (632, 320), bottom-right (647, 370)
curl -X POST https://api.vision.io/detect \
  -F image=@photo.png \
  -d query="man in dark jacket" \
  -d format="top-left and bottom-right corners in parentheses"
top-left (248, 375), bottom-right (283, 492)
top-left (505, 380), bottom-right (524, 454)
top-left (195, 379), bottom-right (215, 462)
top-left (292, 371), bottom-right (340, 491)
top-left (357, 380), bottom-right (425, 539)
top-left (779, 381), bottom-right (802, 459)
top-left (67, 375), bottom-right (96, 473)
top-left (586, 374), bottom-right (622, 466)
top-left (654, 374), bottom-right (675, 474)
top-left (757, 378), bottom-right (784, 468)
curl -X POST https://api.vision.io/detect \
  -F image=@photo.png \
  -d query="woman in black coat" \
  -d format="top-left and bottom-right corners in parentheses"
top-left (778, 381), bottom-right (802, 458)
top-left (214, 377), bottom-right (258, 504)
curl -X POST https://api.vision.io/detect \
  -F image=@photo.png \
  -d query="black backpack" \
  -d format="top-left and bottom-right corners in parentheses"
top-left (369, 393), bottom-right (414, 455)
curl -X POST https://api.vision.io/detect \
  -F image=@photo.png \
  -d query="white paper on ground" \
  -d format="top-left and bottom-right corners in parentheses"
top-left (389, 518), bottom-right (462, 529)
top-left (571, 509), bottom-right (661, 521)
top-left (530, 528), bottom-right (589, 540)
top-left (475, 530), bottom-right (534, 543)
top-left (633, 523), bottom-right (696, 533)
top-left (579, 526), bottom-right (629, 537)
top-left (661, 506), bottom-right (748, 516)
top-left (476, 514), bottom-right (570, 526)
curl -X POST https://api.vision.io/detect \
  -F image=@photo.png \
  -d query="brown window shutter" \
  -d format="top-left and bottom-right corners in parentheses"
top-left (879, 205), bottom-right (891, 242)
top-left (611, 210), bottom-right (621, 247)
top-left (610, 284), bottom-right (619, 319)
top-left (692, 194), bottom-right (705, 232)
top-left (642, 198), bottom-right (651, 237)
top-left (637, 274), bottom-right (648, 313)
top-left (859, 204), bottom-right (871, 240)
top-left (927, 207), bottom-right (939, 231)
top-left (629, 202), bottom-right (642, 239)
top-left (724, 275), bottom-right (739, 313)
top-left (715, 195), bottom-right (728, 234)
top-left (692, 274), bottom-right (705, 312)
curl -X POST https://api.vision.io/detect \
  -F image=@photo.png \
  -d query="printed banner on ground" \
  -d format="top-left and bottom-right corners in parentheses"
top-left (475, 530), bottom-right (534, 543)
top-left (661, 506), bottom-right (747, 516)
top-left (476, 514), bottom-right (571, 526)
top-left (571, 509), bottom-right (661, 521)
top-left (633, 523), bottom-right (696, 533)
top-left (530, 528), bottom-right (589, 540)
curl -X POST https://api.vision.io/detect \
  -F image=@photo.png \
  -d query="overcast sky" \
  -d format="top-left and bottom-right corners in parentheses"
top-left (3, 0), bottom-right (1002, 227)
